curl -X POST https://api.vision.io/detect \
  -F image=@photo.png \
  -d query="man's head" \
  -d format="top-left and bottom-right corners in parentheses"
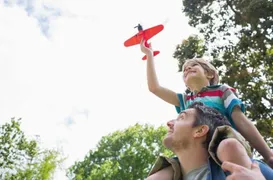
top-left (182, 58), bottom-right (219, 89)
top-left (163, 102), bottom-right (231, 152)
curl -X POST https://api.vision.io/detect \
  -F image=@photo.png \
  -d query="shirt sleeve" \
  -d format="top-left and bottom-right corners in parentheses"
top-left (221, 84), bottom-right (245, 118)
top-left (175, 93), bottom-right (186, 114)
top-left (147, 156), bottom-right (182, 180)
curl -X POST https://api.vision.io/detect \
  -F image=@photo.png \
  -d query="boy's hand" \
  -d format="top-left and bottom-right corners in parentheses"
top-left (140, 38), bottom-right (153, 56)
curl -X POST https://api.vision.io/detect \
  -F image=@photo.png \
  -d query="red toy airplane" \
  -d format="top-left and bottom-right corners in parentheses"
top-left (124, 24), bottom-right (164, 60)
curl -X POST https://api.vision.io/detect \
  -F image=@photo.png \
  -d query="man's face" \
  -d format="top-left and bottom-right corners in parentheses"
top-left (163, 108), bottom-right (197, 151)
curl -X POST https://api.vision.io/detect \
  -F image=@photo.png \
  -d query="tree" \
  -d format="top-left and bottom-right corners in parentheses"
top-left (173, 35), bottom-right (207, 72)
top-left (67, 123), bottom-right (173, 180)
top-left (173, 0), bottom-right (273, 156)
top-left (0, 118), bottom-right (64, 180)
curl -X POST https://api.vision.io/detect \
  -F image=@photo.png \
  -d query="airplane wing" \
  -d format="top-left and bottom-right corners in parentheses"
top-left (124, 32), bottom-right (141, 47)
top-left (124, 24), bottom-right (164, 47)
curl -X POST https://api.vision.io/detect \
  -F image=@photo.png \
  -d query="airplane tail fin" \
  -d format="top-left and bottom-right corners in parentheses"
top-left (142, 51), bottom-right (160, 60)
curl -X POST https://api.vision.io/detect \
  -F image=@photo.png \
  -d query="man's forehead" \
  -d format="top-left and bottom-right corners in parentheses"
top-left (178, 108), bottom-right (195, 116)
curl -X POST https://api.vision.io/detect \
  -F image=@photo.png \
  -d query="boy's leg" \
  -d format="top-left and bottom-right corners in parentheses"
top-left (217, 138), bottom-right (252, 169)
top-left (146, 166), bottom-right (173, 180)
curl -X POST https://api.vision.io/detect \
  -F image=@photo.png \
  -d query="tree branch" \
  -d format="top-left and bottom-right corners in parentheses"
top-left (226, 0), bottom-right (240, 15)
top-left (226, 0), bottom-right (248, 21)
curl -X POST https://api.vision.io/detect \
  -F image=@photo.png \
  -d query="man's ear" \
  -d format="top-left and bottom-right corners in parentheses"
top-left (193, 125), bottom-right (209, 138)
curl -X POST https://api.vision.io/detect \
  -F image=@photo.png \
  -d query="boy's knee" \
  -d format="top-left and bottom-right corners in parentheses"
top-left (217, 138), bottom-right (245, 160)
top-left (217, 138), bottom-right (252, 169)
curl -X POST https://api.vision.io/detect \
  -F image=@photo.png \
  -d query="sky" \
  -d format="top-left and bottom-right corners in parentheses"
top-left (0, 0), bottom-right (198, 179)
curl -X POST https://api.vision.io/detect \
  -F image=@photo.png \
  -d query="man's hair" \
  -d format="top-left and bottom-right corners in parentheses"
top-left (182, 58), bottom-right (219, 85)
top-left (188, 102), bottom-right (231, 148)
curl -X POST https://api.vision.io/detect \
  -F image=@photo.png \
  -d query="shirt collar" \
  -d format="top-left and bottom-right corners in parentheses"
top-left (191, 85), bottom-right (221, 95)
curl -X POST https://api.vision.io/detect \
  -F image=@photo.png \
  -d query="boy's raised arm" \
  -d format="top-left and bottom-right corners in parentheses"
top-left (140, 39), bottom-right (179, 107)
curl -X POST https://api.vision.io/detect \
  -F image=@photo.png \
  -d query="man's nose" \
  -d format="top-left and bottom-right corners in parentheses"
top-left (167, 119), bottom-right (174, 127)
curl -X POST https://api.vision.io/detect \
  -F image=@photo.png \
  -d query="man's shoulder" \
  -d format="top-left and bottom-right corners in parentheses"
top-left (147, 156), bottom-right (182, 180)
top-left (147, 156), bottom-right (228, 180)
top-left (207, 157), bottom-right (227, 180)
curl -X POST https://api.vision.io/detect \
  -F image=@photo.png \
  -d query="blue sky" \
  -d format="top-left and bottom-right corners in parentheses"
top-left (3, 0), bottom-right (61, 36)
top-left (0, 0), bottom-right (198, 179)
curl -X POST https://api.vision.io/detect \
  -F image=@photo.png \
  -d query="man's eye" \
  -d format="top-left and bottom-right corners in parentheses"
top-left (179, 115), bottom-right (184, 120)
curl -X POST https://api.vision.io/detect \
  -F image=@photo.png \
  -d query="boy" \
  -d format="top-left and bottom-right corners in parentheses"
top-left (140, 39), bottom-right (273, 179)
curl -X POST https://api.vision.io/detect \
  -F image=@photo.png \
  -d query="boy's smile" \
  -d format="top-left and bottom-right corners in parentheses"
top-left (183, 64), bottom-right (206, 81)
top-left (184, 70), bottom-right (197, 79)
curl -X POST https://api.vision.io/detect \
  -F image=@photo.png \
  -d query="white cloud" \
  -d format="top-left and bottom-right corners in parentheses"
top-left (0, 0), bottom-right (198, 179)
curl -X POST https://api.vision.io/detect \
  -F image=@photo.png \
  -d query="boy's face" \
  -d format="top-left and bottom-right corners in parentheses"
top-left (183, 61), bottom-right (209, 86)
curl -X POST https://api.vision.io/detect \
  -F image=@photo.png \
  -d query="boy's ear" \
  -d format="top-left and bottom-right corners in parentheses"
top-left (193, 125), bottom-right (209, 138)
top-left (207, 75), bottom-right (214, 79)
top-left (206, 73), bottom-right (214, 79)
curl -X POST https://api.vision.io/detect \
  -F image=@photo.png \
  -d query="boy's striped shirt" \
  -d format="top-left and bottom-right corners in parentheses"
top-left (175, 84), bottom-right (245, 129)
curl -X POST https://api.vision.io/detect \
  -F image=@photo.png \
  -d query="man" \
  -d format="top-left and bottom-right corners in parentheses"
top-left (147, 102), bottom-right (273, 180)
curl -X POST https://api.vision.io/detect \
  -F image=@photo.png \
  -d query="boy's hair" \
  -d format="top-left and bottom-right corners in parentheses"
top-left (188, 102), bottom-right (231, 148)
top-left (182, 58), bottom-right (219, 85)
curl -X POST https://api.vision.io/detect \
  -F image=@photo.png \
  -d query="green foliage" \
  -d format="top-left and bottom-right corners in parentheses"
top-left (67, 123), bottom-right (173, 180)
top-left (173, 35), bottom-right (207, 72)
top-left (182, 0), bottom-right (273, 53)
top-left (174, 0), bottom-right (273, 156)
top-left (0, 118), bottom-right (64, 180)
